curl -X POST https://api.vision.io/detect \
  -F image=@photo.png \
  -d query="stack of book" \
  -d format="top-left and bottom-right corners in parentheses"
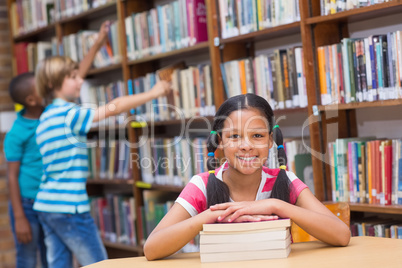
top-left (199, 218), bottom-right (292, 263)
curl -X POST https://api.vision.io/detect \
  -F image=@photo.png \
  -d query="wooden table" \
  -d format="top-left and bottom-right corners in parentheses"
top-left (84, 237), bottom-right (402, 268)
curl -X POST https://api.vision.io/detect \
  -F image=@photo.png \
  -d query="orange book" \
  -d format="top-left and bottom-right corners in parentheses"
top-left (238, 60), bottom-right (247, 94)
top-left (317, 46), bottom-right (327, 95)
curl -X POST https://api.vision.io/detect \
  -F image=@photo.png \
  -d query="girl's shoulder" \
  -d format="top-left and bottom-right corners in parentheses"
top-left (261, 166), bottom-right (299, 182)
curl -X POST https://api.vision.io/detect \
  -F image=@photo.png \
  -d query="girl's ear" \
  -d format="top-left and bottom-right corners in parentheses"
top-left (217, 134), bottom-right (224, 150)
top-left (268, 132), bottom-right (274, 149)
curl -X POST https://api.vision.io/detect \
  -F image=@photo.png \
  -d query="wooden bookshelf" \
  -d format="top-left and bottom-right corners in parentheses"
top-left (57, 1), bottom-right (117, 24)
top-left (349, 203), bottom-right (402, 215)
top-left (135, 181), bottom-right (183, 193)
top-left (221, 22), bottom-right (301, 44)
top-left (127, 42), bottom-right (209, 66)
top-left (130, 116), bottom-right (214, 128)
top-left (317, 99), bottom-right (402, 112)
top-left (86, 62), bottom-right (123, 76)
top-left (13, 23), bottom-right (56, 43)
top-left (87, 179), bottom-right (134, 185)
top-left (306, 1), bottom-right (402, 24)
top-left (274, 107), bottom-right (308, 116)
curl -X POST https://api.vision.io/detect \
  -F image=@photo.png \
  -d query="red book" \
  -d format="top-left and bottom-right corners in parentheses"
top-left (384, 141), bottom-right (393, 205)
top-left (14, 42), bottom-right (29, 74)
top-left (97, 198), bottom-right (107, 239)
top-left (187, 0), bottom-right (208, 46)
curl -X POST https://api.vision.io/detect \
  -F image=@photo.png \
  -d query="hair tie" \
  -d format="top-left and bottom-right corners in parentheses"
top-left (207, 152), bottom-right (215, 157)
top-left (208, 170), bottom-right (215, 174)
top-left (279, 165), bottom-right (287, 170)
top-left (273, 125), bottom-right (279, 129)
top-left (210, 131), bottom-right (217, 135)
top-left (277, 145), bottom-right (284, 149)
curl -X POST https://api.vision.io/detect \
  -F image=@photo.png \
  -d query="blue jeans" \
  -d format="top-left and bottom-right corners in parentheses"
top-left (37, 211), bottom-right (107, 268)
top-left (9, 199), bottom-right (48, 268)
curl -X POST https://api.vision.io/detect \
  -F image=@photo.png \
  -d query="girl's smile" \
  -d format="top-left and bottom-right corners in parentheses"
top-left (220, 108), bottom-right (273, 175)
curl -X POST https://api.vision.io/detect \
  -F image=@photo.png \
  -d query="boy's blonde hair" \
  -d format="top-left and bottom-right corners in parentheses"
top-left (35, 56), bottom-right (79, 103)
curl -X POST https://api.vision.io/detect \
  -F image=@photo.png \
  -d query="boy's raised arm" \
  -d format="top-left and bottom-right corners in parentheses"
top-left (78, 20), bottom-right (111, 79)
top-left (92, 80), bottom-right (171, 123)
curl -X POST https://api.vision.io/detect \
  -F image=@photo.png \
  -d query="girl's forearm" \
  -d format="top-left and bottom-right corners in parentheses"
top-left (144, 209), bottom-right (219, 260)
top-left (273, 201), bottom-right (350, 246)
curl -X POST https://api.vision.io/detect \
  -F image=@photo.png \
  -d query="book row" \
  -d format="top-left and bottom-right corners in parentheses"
top-left (328, 138), bottom-right (402, 205)
top-left (141, 191), bottom-right (199, 252)
top-left (320, 0), bottom-right (391, 16)
top-left (318, 31), bottom-right (402, 105)
top-left (13, 41), bottom-right (57, 74)
top-left (350, 217), bottom-right (402, 239)
top-left (128, 63), bottom-right (215, 122)
top-left (87, 139), bottom-right (131, 180)
top-left (220, 47), bottom-right (308, 110)
top-left (9, 0), bottom-right (114, 37)
top-left (218, 0), bottom-right (300, 39)
top-left (124, 0), bottom-right (208, 60)
top-left (90, 195), bottom-right (137, 246)
top-left (60, 22), bottom-right (121, 68)
top-left (138, 137), bottom-right (208, 187)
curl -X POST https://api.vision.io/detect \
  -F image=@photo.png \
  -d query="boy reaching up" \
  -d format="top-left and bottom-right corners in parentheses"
top-left (33, 55), bottom-right (171, 267)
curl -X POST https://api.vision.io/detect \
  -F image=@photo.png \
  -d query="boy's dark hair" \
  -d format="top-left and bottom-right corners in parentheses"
top-left (8, 72), bottom-right (35, 106)
top-left (206, 93), bottom-right (291, 208)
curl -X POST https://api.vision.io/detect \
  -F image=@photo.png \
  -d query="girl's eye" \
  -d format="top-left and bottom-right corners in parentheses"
top-left (229, 134), bottom-right (240, 139)
top-left (253, 134), bottom-right (264, 138)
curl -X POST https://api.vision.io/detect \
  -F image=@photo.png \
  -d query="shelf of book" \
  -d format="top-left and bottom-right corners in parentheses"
top-left (13, 23), bottom-right (56, 43)
top-left (274, 107), bottom-right (308, 116)
top-left (127, 42), bottom-right (209, 66)
top-left (57, 1), bottom-right (117, 24)
top-left (220, 22), bottom-right (301, 44)
top-left (306, 1), bottom-right (402, 25)
top-left (349, 203), bottom-right (402, 215)
top-left (317, 99), bottom-right (402, 112)
top-left (135, 181), bottom-right (184, 193)
top-left (102, 240), bottom-right (143, 253)
top-left (86, 62), bottom-right (123, 76)
top-left (130, 116), bottom-right (214, 128)
top-left (87, 179), bottom-right (134, 185)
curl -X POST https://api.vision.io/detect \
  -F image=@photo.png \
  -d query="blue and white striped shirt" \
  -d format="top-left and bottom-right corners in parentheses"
top-left (34, 98), bottom-right (95, 213)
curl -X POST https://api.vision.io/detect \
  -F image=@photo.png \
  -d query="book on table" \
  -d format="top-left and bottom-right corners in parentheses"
top-left (200, 218), bottom-right (292, 263)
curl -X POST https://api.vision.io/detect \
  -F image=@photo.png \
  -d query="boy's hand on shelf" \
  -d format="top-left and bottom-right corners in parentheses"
top-left (96, 20), bottom-right (111, 48)
top-left (151, 80), bottom-right (172, 98)
top-left (15, 216), bottom-right (32, 244)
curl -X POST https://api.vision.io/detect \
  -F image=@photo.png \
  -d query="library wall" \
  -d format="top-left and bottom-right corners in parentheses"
top-left (0, 0), bottom-right (15, 266)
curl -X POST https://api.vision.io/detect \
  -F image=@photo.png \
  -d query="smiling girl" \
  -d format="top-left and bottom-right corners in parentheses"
top-left (144, 93), bottom-right (350, 261)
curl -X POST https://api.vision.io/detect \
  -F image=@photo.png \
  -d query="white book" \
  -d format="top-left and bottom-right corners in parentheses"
top-left (200, 245), bottom-right (291, 263)
top-left (200, 233), bottom-right (291, 253)
top-left (200, 228), bottom-right (290, 244)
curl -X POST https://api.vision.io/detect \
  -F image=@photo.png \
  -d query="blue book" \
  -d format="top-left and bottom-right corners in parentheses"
top-left (220, 63), bottom-right (229, 99)
top-left (127, 79), bottom-right (135, 115)
top-left (157, 6), bottom-right (166, 52)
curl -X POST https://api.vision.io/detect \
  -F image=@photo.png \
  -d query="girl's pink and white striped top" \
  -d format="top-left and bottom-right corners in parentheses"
top-left (176, 162), bottom-right (308, 217)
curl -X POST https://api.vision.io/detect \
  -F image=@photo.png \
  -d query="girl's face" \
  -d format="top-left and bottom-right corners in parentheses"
top-left (57, 69), bottom-right (83, 102)
top-left (220, 108), bottom-right (273, 175)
